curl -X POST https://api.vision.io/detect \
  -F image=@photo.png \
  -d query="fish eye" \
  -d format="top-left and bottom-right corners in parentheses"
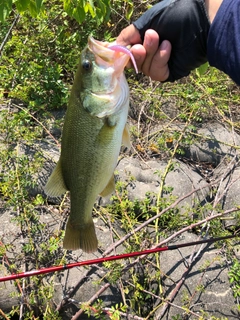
top-left (82, 60), bottom-right (92, 71)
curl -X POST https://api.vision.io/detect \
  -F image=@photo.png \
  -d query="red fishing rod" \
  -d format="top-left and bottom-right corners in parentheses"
top-left (0, 234), bottom-right (238, 283)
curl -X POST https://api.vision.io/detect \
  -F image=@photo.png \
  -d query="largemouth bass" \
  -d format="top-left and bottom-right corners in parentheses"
top-left (44, 36), bottom-right (134, 253)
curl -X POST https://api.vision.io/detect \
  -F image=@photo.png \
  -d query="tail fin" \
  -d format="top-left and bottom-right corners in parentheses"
top-left (63, 219), bottom-right (98, 253)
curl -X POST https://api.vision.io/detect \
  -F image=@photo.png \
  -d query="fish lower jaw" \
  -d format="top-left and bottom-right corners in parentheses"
top-left (91, 90), bottom-right (114, 95)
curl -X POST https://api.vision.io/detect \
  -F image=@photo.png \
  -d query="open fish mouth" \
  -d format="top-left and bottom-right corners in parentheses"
top-left (108, 44), bottom-right (138, 73)
top-left (88, 36), bottom-right (138, 74)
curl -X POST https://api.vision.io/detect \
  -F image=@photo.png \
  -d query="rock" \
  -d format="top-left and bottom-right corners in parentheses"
top-left (0, 209), bottom-right (21, 311)
top-left (214, 165), bottom-right (240, 229)
top-left (156, 232), bottom-right (239, 320)
top-left (0, 208), bottom-right (124, 318)
top-left (0, 276), bottom-right (19, 312)
top-left (184, 123), bottom-right (240, 165)
top-left (112, 157), bottom-right (210, 214)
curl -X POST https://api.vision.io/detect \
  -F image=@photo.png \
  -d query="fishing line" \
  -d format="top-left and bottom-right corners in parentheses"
top-left (0, 234), bottom-right (238, 283)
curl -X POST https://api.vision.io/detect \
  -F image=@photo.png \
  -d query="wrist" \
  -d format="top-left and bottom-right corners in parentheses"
top-left (205, 0), bottom-right (223, 23)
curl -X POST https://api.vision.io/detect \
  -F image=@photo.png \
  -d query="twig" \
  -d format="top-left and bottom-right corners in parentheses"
top-left (71, 282), bottom-right (111, 319)
top-left (190, 131), bottom-right (240, 150)
top-left (16, 143), bottom-right (26, 320)
top-left (154, 108), bottom-right (195, 250)
top-left (0, 309), bottom-right (10, 320)
top-left (137, 82), bottom-right (161, 134)
top-left (55, 265), bottom-right (101, 311)
top-left (0, 14), bottom-right (20, 56)
top-left (188, 248), bottom-right (223, 307)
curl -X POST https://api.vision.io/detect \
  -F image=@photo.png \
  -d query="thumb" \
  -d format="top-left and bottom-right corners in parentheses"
top-left (116, 24), bottom-right (142, 46)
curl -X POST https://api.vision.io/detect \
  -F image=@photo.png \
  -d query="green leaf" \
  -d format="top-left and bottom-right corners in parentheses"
top-left (63, 0), bottom-right (85, 23)
top-left (15, 0), bottom-right (30, 12)
top-left (0, 0), bottom-right (12, 22)
top-left (14, 0), bottom-right (43, 16)
top-left (35, 0), bottom-right (43, 12)
top-left (97, 0), bottom-right (106, 15)
top-left (196, 62), bottom-right (209, 77)
top-left (229, 277), bottom-right (234, 284)
top-left (125, 1), bottom-right (133, 20)
top-left (63, 0), bottom-right (111, 24)
top-left (28, 1), bottom-right (38, 16)
top-left (84, 2), bottom-right (96, 18)
top-left (73, 5), bottom-right (86, 23)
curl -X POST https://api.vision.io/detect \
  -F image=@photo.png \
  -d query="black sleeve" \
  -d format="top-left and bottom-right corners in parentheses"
top-left (133, 0), bottom-right (210, 81)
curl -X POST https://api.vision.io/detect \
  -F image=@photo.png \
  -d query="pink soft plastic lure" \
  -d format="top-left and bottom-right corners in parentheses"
top-left (108, 44), bottom-right (138, 74)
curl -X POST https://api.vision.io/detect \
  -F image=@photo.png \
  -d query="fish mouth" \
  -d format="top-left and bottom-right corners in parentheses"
top-left (108, 44), bottom-right (138, 73)
top-left (88, 36), bottom-right (131, 72)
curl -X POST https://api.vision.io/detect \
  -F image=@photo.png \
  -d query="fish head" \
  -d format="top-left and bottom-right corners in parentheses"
top-left (76, 36), bottom-right (131, 118)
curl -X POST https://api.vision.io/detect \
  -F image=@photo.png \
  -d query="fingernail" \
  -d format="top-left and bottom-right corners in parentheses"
top-left (161, 40), bottom-right (169, 50)
top-left (145, 33), bottom-right (152, 47)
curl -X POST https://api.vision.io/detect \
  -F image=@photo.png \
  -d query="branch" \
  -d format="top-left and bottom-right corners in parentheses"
top-left (71, 282), bottom-right (111, 320)
top-left (0, 14), bottom-right (20, 56)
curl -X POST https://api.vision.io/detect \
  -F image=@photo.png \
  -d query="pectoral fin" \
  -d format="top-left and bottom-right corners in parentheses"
top-left (44, 160), bottom-right (67, 197)
top-left (106, 115), bottom-right (117, 127)
top-left (100, 174), bottom-right (115, 197)
top-left (122, 123), bottom-right (131, 149)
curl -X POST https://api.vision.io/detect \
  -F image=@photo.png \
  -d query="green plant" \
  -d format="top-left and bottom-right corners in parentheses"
top-left (0, 99), bottom-right (66, 318)
top-left (0, 0), bottom-right (111, 24)
top-left (229, 259), bottom-right (240, 300)
top-left (81, 299), bottom-right (127, 319)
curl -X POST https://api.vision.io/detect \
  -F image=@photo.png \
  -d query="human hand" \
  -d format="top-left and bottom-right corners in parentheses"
top-left (116, 25), bottom-right (171, 81)
top-left (117, 0), bottom-right (210, 82)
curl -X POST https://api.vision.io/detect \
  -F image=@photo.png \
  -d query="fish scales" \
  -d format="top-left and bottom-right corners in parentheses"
top-left (44, 36), bottom-right (131, 252)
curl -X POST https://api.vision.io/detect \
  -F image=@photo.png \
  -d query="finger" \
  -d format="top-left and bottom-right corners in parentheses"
top-left (129, 44), bottom-right (146, 71)
top-left (116, 24), bottom-right (142, 46)
top-left (149, 40), bottom-right (172, 81)
top-left (141, 29), bottom-right (160, 76)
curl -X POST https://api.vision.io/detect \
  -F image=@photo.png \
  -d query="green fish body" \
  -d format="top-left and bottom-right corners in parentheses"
top-left (44, 37), bottom-right (131, 252)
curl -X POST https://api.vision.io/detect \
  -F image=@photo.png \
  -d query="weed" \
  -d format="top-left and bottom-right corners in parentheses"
top-left (229, 259), bottom-right (240, 301)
